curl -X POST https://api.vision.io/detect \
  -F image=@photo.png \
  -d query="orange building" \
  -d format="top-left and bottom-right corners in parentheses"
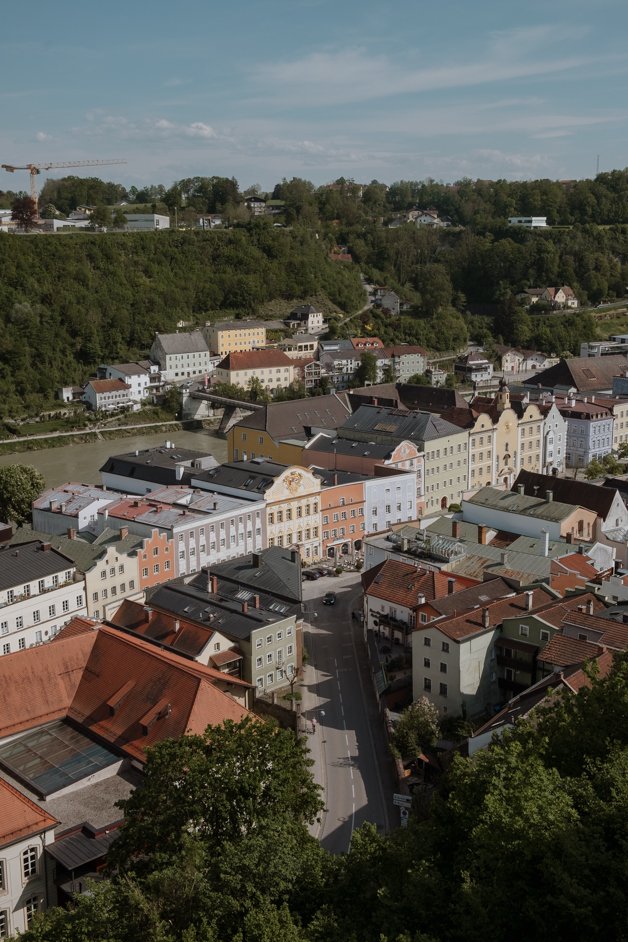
top-left (136, 528), bottom-right (176, 591)
top-left (317, 472), bottom-right (366, 561)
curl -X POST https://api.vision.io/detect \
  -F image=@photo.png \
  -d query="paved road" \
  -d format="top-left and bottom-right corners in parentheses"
top-left (300, 572), bottom-right (395, 854)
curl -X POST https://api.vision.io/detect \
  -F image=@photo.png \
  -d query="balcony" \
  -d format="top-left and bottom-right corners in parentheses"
top-left (496, 652), bottom-right (535, 672)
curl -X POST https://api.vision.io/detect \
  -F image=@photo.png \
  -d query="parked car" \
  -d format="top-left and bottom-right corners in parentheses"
top-left (303, 570), bottom-right (321, 581)
top-left (323, 591), bottom-right (337, 605)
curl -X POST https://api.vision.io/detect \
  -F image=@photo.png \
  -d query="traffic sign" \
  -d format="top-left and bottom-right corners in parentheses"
top-left (393, 793), bottom-right (412, 809)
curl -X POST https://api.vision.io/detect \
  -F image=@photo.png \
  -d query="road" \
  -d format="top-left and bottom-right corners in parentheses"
top-left (300, 571), bottom-right (395, 854)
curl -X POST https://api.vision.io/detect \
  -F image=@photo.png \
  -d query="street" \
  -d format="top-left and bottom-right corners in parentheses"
top-left (300, 571), bottom-right (395, 854)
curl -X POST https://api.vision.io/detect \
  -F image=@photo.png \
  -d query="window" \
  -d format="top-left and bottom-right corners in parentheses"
top-left (540, 629), bottom-right (550, 643)
top-left (424, 677), bottom-right (432, 691)
top-left (101, 589), bottom-right (108, 600)
top-left (424, 636), bottom-right (431, 647)
top-left (519, 624), bottom-right (529, 638)
top-left (100, 570), bottom-right (106, 580)
top-left (164, 560), bottom-right (170, 571)
top-left (62, 599), bottom-right (69, 613)
top-left (439, 683), bottom-right (448, 697)
top-left (0, 622), bottom-right (6, 636)
top-left (2, 643), bottom-right (9, 655)
top-left (441, 641), bottom-right (450, 653)
top-left (423, 657), bottom-right (431, 668)
top-left (267, 673), bottom-right (274, 686)
top-left (256, 638), bottom-right (262, 649)
top-left (38, 579), bottom-right (45, 593)
top-left (256, 657), bottom-right (262, 668)
top-left (16, 616), bottom-right (23, 629)
top-left (35, 630), bottom-right (42, 644)
top-left (440, 662), bottom-right (447, 674)
top-left (0, 908), bottom-right (8, 939)
top-left (287, 626), bottom-right (293, 637)
top-left (109, 567), bottom-right (115, 578)
top-left (267, 652), bottom-right (273, 664)
top-left (0, 859), bottom-right (5, 891)
top-left (153, 564), bottom-right (160, 575)
top-left (25, 897), bottom-right (38, 927)
top-left (287, 643), bottom-right (294, 656)
top-left (142, 567), bottom-right (149, 578)
top-left (129, 581), bottom-right (135, 590)
top-left (22, 847), bottom-right (37, 879)
top-left (33, 610), bottom-right (40, 623)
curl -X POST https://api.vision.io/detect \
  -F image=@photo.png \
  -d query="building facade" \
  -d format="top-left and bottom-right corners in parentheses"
top-left (203, 320), bottom-right (267, 357)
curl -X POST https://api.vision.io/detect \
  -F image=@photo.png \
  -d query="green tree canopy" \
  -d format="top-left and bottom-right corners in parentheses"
top-left (0, 464), bottom-right (45, 525)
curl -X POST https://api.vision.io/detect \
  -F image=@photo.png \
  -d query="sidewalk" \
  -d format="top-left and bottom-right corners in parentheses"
top-left (299, 634), bottom-right (327, 840)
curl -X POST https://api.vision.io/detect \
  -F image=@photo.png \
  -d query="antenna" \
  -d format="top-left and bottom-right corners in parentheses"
top-left (596, 155), bottom-right (600, 176)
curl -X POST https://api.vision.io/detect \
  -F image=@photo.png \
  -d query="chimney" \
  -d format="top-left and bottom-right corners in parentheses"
top-left (174, 619), bottom-right (180, 633)
top-left (40, 542), bottom-right (51, 552)
top-left (401, 537), bottom-right (409, 551)
top-left (252, 552), bottom-right (262, 568)
top-left (541, 529), bottom-right (549, 557)
top-left (517, 484), bottom-right (525, 496)
top-left (119, 526), bottom-right (129, 539)
top-left (67, 528), bottom-right (77, 540)
top-left (478, 525), bottom-right (487, 545)
top-left (587, 600), bottom-right (594, 615)
top-left (566, 532), bottom-right (573, 544)
top-left (591, 395), bottom-right (595, 403)
top-left (525, 589), bottom-right (534, 611)
top-left (242, 601), bottom-right (249, 614)
top-left (452, 520), bottom-right (461, 539)
top-left (211, 574), bottom-right (218, 593)
top-left (175, 465), bottom-right (184, 481)
top-left (253, 594), bottom-right (261, 609)
top-left (501, 551), bottom-right (508, 566)
top-left (447, 577), bottom-right (456, 595)
top-left (546, 490), bottom-right (553, 502)
top-left (417, 592), bottom-right (426, 606)
top-left (482, 607), bottom-right (490, 628)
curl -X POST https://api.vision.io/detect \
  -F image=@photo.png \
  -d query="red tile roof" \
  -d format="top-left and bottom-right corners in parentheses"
top-left (54, 616), bottom-right (98, 641)
top-left (530, 591), bottom-right (605, 629)
top-left (218, 350), bottom-right (294, 371)
top-left (87, 379), bottom-right (131, 394)
top-left (362, 560), bottom-right (477, 609)
top-left (538, 632), bottom-right (604, 668)
top-left (429, 587), bottom-right (555, 641)
top-left (0, 779), bottom-right (58, 849)
top-left (560, 610), bottom-right (628, 650)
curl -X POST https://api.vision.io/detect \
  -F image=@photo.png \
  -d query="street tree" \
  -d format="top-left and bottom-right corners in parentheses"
top-left (352, 351), bottom-right (378, 387)
top-left (0, 465), bottom-right (45, 525)
top-left (391, 697), bottom-right (440, 757)
top-left (11, 195), bottom-right (38, 230)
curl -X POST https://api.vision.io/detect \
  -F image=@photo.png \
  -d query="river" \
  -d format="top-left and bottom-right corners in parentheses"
top-left (0, 429), bottom-right (229, 488)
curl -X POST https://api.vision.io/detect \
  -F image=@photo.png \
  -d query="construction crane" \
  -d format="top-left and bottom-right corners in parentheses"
top-left (1, 159), bottom-right (127, 212)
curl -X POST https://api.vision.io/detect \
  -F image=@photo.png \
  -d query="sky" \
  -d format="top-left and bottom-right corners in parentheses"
top-left (1, 0), bottom-right (627, 194)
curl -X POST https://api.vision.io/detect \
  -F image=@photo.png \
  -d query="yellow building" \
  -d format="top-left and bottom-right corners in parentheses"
top-left (203, 320), bottom-right (267, 357)
top-left (265, 466), bottom-right (323, 561)
top-left (228, 394), bottom-right (351, 464)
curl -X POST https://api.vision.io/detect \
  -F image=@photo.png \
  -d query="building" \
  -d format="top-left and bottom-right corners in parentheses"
top-left (339, 404), bottom-right (468, 513)
top-left (508, 216), bottom-right (548, 228)
top-left (411, 587), bottom-right (555, 717)
top-left (512, 469), bottom-right (628, 538)
top-left (284, 305), bottom-right (327, 334)
top-left (124, 213), bottom-right (170, 230)
top-left (279, 334), bottom-right (320, 360)
top-left (462, 486), bottom-right (597, 543)
top-left (314, 471), bottom-right (365, 560)
top-left (193, 459), bottom-right (322, 561)
top-left (100, 442), bottom-right (218, 494)
top-left (522, 286), bottom-right (579, 309)
top-left (373, 290), bottom-right (401, 315)
top-left (0, 540), bottom-right (87, 655)
top-left (535, 399), bottom-right (567, 474)
top-left (305, 434), bottom-right (423, 480)
top-left (83, 379), bottom-right (133, 412)
top-left (228, 394), bottom-right (351, 464)
top-left (364, 471), bottom-right (420, 533)
top-left (0, 779), bottom-right (58, 936)
top-left (496, 346), bottom-right (558, 374)
top-left (10, 527), bottom-right (143, 621)
top-left (454, 351), bottom-right (494, 385)
top-left (33, 484), bottom-right (119, 535)
top-left (556, 397), bottom-right (614, 468)
top-left (348, 383), bottom-right (469, 415)
top-left (149, 331), bottom-right (212, 381)
top-left (213, 349), bottom-right (295, 393)
top-left (99, 361), bottom-right (161, 404)
top-left (522, 355), bottom-right (628, 394)
top-left (202, 320), bottom-right (267, 357)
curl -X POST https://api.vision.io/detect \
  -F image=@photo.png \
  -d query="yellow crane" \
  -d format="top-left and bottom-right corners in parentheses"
top-left (1, 159), bottom-right (127, 212)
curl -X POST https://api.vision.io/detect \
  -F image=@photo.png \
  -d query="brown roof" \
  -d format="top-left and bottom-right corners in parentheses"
top-left (54, 615), bottom-right (99, 641)
top-left (110, 598), bottom-right (215, 658)
top-left (87, 379), bottom-right (131, 393)
top-left (0, 633), bottom-right (98, 738)
top-left (523, 355), bottom-right (628, 392)
top-left (560, 610), bottom-right (628, 650)
top-left (538, 632), bottom-right (604, 668)
top-left (361, 560), bottom-right (477, 608)
top-left (0, 627), bottom-right (252, 763)
top-left (428, 587), bottom-right (555, 642)
top-left (429, 577), bottom-right (516, 617)
top-left (0, 779), bottom-right (58, 849)
top-left (231, 393), bottom-right (351, 441)
top-left (218, 349), bottom-right (294, 371)
top-left (513, 469), bottom-right (618, 519)
top-left (530, 591), bottom-right (605, 629)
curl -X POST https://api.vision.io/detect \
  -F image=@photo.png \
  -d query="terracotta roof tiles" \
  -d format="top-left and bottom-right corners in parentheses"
top-left (0, 779), bottom-right (58, 849)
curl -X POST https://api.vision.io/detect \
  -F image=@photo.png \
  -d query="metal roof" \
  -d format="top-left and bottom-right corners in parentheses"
top-left (0, 541), bottom-right (76, 591)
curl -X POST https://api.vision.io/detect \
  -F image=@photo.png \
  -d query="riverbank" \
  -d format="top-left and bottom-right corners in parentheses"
top-left (0, 420), bottom-right (211, 456)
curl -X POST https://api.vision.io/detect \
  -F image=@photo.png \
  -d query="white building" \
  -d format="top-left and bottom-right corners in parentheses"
top-left (364, 472), bottom-right (419, 534)
top-left (508, 216), bottom-right (548, 228)
top-left (101, 361), bottom-right (161, 403)
top-left (33, 484), bottom-right (120, 535)
top-left (0, 541), bottom-right (87, 655)
top-left (539, 401), bottom-right (568, 474)
top-left (83, 379), bottom-right (133, 412)
top-left (149, 331), bottom-right (212, 381)
top-left (0, 779), bottom-right (58, 936)
top-left (124, 213), bottom-right (170, 230)
top-left (284, 305), bottom-right (327, 334)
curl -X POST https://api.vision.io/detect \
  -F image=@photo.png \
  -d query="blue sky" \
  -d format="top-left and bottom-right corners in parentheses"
top-left (1, 0), bottom-right (627, 193)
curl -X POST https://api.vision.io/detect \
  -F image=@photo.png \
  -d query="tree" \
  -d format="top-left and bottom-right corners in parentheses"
top-left (352, 351), bottom-right (378, 387)
top-left (248, 376), bottom-right (271, 403)
top-left (0, 465), bottom-right (45, 525)
top-left (110, 716), bottom-right (323, 874)
top-left (391, 697), bottom-right (440, 758)
top-left (88, 204), bottom-right (112, 229)
top-left (11, 195), bottom-right (38, 230)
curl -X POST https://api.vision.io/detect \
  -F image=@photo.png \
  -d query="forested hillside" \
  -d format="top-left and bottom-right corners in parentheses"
top-left (0, 226), bottom-right (364, 415)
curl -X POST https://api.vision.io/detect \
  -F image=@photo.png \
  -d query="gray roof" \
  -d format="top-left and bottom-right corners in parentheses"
top-left (208, 320), bottom-right (266, 331)
top-left (106, 362), bottom-right (149, 376)
top-left (0, 541), bottom-right (76, 591)
top-left (46, 823), bottom-right (120, 871)
top-left (193, 459), bottom-right (288, 495)
top-left (465, 486), bottom-right (581, 523)
top-left (231, 394), bottom-right (350, 442)
top-left (10, 527), bottom-right (142, 573)
top-left (100, 444), bottom-right (217, 486)
top-left (211, 546), bottom-right (303, 604)
top-left (340, 404), bottom-right (464, 447)
top-left (306, 435), bottom-right (397, 461)
top-left (154, 330), bottom-right (209, 355)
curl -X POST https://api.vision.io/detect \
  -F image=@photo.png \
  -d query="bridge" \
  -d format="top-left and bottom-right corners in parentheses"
top-left (188, 388), bottom-right (264, 433)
